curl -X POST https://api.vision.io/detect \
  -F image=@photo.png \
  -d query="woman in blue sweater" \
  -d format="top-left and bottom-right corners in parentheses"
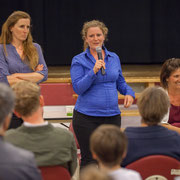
top-left (71, 20), bottom-right (135, 168)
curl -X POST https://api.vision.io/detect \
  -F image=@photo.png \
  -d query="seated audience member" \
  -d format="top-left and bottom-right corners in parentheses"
top-left (121, 86), bottom-right (180, 167)
top-left (80, 165), bottom-right (112, 180)
top-left (0, 83), bottom-right (42, 180)
top-left (5, 81), bottom-right (77, 176)
top-left (90, 124), bottom-right (142, 180)
top-left (160, 58), bottom-right (180, 127)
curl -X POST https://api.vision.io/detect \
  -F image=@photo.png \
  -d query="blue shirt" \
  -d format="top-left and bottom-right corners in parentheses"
top-left (70, 47), bottom-right (135, 116)
top-left (0, 43), bottom-right (48, 84)
top-left (122, 126), bottom-right (180, 167)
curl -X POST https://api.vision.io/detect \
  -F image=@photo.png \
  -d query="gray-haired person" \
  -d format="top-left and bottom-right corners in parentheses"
top-left (0, 83), bottom-right (42, 180)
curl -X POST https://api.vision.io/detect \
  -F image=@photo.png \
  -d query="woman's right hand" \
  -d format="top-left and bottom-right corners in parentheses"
top-left (93, 60), bottom-right (105, 74)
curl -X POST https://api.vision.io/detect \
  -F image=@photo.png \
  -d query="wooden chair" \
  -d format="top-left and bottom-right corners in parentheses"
top-left (126, 155), bottom-right (180, 180)
top-left (39, 166), bottom-right (71, 180)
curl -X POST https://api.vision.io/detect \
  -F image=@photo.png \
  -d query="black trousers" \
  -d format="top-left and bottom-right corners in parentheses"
top-left (72, 110), bottom-right (121, 169)
top-left (8, 113), bottom-right (23, 129)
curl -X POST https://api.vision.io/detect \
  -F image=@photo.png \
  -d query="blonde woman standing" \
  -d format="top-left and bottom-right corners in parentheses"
top-left (71, 20), bottom-right (134, 168)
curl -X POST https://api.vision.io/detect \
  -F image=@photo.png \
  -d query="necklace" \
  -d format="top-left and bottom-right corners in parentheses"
top-left (15, 46), bottom-right (24, 59)
top-left (17, 47), bottom-right (23, 51)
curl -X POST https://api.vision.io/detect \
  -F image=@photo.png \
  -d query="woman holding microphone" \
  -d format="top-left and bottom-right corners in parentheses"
top-left (71, 20), bottom-right (134, 168)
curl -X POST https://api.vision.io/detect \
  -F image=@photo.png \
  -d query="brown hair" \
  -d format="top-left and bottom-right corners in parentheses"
top-left (81, 20), bottom-right (108, 51)
top-left (137, 86), bottom-right (170, 126)
top-left (0, 11), bottom-right (38, 71)
top-left (160, 58), bottom-right (180, 89)
top-left (12, 81), bottom-right (40, 117)
top-left (90, 124), bottom-right (127, 167)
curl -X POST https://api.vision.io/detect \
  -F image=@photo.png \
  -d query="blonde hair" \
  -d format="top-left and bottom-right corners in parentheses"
top-left (12, 81), bottom-right (40, 117)
top-left (0, 11), bottom-right (38, 71)
top-left (81, 20), bottom-right (108, 51)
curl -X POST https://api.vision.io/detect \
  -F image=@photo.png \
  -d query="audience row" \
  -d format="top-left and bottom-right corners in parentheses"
top-left (1, 81), bottom-right (180, 179)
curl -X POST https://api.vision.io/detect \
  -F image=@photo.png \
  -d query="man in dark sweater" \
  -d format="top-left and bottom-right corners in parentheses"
top-left (122, 87), bottom-right (180, 167)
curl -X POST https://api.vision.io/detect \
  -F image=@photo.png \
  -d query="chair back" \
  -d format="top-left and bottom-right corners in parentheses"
top-left (69, 122), bottom-right (80, 149)
top-left (69, 122), bottom-right (81, 163)
top-left (39, 166), bottom-right (71, 180)
top-left (126, 155), bottom-right (180, 180)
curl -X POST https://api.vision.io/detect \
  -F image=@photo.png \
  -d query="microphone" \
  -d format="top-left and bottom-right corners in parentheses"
top-left (96, 47), bottom-right (105, 75)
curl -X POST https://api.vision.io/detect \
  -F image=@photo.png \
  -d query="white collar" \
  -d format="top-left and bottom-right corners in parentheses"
top-left (23, 121), bottom-right (48, 127)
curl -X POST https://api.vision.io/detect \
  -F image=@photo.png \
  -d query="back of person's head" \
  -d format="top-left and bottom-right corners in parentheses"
top-left (90, 124), bottom-right (127, 167)
top-left (12, 81), bottom-right (40, 117)
top-left (160, 58), bottom-right (180, 89)
top-left (80, 165), bottom-right (112, 180)
top-left (137, 86), bottom-right (170, 126)
top-left (0, 11), bottom-right (31, 44)
top-left (81, 20), bottom-right (108, 50)
top-left (0, 83), bottom-right (14, 127)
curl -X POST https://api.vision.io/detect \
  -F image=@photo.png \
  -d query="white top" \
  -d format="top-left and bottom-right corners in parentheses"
top-left (108, 168), bottom-right (142, 180)
top-left (161, 110), bottom-right (169, 123)
top-left (161, 90), bottom-right (170, 123)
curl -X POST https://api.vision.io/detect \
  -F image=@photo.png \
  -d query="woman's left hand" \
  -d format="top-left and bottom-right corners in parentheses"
top-left (124, 95), bottom-right (134, 108)
top-left (35, 64), bottom-right (44, 71)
